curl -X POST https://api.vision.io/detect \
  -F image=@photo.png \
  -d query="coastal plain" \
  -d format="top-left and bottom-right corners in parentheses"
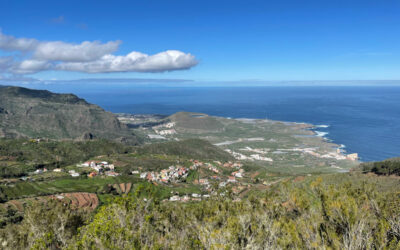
top-left (121, 112), bottom-right (359, 176)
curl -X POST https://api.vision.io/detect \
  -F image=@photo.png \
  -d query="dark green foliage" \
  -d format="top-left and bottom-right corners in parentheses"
top-left (73, 179), bottom-right (399, 249)
top-left (361, 157), bottom-right (400, 175)
top-left (0, 206), bottom-right (22, 228)
top-left (0, 187), bottom-right (6, 202)
top-left (0, 200), bottom-right (90, 249)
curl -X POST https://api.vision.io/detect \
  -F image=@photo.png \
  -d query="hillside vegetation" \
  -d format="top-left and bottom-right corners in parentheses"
top-left (0, 139), bottom-right (132, 178)
top-left (137, 139), bottom-right (234, 162)
top-left (360, 157), bottom-right (400, 176)
top-left (1, 174), bottom-right (399, 249)
top-left (0, 136), bottom-right (399, 249)
top-left (0, 86), bottom-right (139, 144)
top-left (168, 112), bottom-right (224, 132)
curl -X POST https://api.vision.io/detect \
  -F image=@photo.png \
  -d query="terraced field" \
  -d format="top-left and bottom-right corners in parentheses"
top-left (0, 176), bottom-right (140, 201)
top-left (111, 183), bottom-right (133, 194)
top-left (1, 192), bottom-right (99, 213)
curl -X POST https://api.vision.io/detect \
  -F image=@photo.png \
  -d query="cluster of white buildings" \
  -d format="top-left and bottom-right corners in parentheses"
top-left (79, 161), bottom-right (115, 171)
top-left (203, 162), bottom-right (219, 173)
top-left (225, 145), bottom-right (358, 163)
top-left (168, 193), bottom-right (211, 202)
top-left (231, 169), bottom-right (244, 178)
top-left (33, 168), bottom-right (48, 174)
top-left (77, 161), bottom-right (119, 177)
top-left (139, 165), bottom-right (188, 183)
top-left (189, 160), bottom-right (245, 189)
top-left (153, 122), bottom-right (175, 129)
top-left (240, 146), bottom-right (270, 154)
top-left (224, 149), bottom-right (273, 162)
top-left (34, 167), bottom-right (64, 175)
top-left (277, 147), bottom-right (358, 161)
top-left (153, 122), bottom-right (177, 136)
top-left (135, 159), bottom-right (247, 199)
top-left (156, 129), bottom-right (177, 136)
top-left (31, 161), bottom-right (119, 178)
top-left (33, 167), bottom-right (78, 177)
top-left (68, 170), bottom-right (80, 177)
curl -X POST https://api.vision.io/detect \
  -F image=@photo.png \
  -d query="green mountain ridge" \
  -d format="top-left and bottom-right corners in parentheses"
top-left (0, 86), bottom-right (139, 144)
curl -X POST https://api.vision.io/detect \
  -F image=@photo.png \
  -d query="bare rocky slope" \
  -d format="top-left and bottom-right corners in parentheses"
top-left (0, 86), bottom-right (139, 144)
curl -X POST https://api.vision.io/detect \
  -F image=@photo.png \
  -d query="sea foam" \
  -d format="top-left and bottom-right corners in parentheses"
top-left (315, 131), bottom-right (329, 137)
top-left (315, 124), bottom-right (330, 128)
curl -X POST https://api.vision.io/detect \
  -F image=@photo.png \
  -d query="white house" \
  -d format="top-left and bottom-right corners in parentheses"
top-left (169, 195), bottom-right (180, 201)
top-left (80, 162), bottom-right (89, 167)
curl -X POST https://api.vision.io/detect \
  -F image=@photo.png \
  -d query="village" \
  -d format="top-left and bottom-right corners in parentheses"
top-left (137, 165), bottom-right (189, 183)
top-left (134, 159), bottom-right (247, 202)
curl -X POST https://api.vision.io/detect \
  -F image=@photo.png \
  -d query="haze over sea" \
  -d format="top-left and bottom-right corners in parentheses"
top-left (29, 84), bottom-right (400, 162)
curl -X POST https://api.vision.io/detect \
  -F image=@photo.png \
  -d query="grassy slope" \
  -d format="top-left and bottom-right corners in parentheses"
top-left (168, 112), bottom-right (224, 131)
top-left (137, 139), bottom-right (234, 162)
top-left (0, 139), bottom-right (132, 178)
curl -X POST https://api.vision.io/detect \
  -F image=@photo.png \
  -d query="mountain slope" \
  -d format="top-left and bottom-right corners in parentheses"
top-left (0, 86), bottom-right (139, 144)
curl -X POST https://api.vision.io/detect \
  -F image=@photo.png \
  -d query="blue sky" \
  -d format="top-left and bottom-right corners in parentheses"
top-left (1, 0), bottom-right (399, 82)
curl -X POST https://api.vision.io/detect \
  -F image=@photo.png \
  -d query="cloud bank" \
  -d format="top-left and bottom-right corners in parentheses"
top-left (0, 30), bottom-right (198, 75)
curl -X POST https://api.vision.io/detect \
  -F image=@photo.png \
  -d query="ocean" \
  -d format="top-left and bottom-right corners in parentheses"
top-left (38, 85), bottom-right (400, 162)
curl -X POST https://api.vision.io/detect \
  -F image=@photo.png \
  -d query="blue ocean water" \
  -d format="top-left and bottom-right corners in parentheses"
top-left (43, 85), bottom-right (400, 162)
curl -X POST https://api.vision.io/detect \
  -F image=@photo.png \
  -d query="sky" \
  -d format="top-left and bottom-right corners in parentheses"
top-left (0, 0), bottom-right (400, 83)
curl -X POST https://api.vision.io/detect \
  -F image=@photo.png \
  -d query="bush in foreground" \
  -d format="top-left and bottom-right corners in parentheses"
top-left (1, 176), bottom-right (400, 249)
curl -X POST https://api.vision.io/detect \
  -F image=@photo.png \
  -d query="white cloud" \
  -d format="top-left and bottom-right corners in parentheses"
top-left (12, 60), bottom-right (52, 74)
top-left (0, 30), bottom-right (198, 75)
top-left (0, 56), bottom-right (52, 74)
top-left (57, 50), bottom-right (198, 73)
top-left (33, 40), bottom-right (121, 62)
top-left (0, 30), bottom-right (121, 62)
top-left (0, 31), bottom-right (38, 51)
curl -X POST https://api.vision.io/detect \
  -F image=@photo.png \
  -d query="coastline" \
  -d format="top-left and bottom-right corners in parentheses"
top-left (118, 112), bottom-right (360, 166)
